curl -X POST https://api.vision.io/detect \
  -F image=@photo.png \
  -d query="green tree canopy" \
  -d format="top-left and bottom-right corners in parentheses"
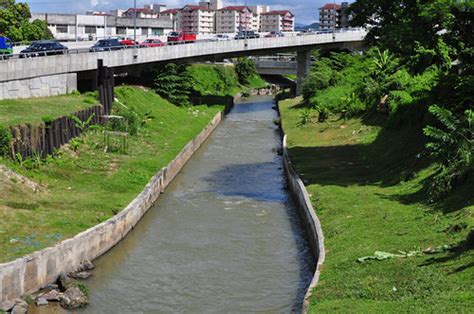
top-left (0, 0), bottom-right (53, 42)
top-left (350, 0), bottom-right (473, 73)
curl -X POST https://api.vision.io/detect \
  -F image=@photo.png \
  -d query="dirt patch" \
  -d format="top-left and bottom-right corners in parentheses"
top-left (0, 165), bottom-right (42, 192)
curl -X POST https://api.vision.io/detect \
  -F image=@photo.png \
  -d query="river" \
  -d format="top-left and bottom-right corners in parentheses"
top-left (35, 95), bottom-right (314, 313)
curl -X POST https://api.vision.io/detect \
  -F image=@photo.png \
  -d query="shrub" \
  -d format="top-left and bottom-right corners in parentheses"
top-left (298, 108), bottom-right (313, 126)
top-left (424, 105), bottom-right (473, 200)
top-left (41, 115), bottom-right (54, 125)
top-left (153, 63), bottom-right (192, 106)
top-left (302, 61), bottom-right (335, 103)
top-left (235, 58), bottom-right (258, 85)
top-left (0, 126), bottom-right (12, 157)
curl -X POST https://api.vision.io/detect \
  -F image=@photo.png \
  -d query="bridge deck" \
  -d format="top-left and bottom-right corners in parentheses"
top-left (0, 31), bottom-right (366, 83)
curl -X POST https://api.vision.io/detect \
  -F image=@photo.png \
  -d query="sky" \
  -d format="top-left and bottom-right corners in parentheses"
top-left (21, 0), bottom-right (352, 25)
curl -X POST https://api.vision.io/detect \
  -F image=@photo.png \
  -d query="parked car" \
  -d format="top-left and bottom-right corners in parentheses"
top-left (167, 31), bottom-right (197, 43)
top-left (265, 31), bottom-right (285, 38)
top-left (235, 31), bottom-right (260, 40)
top-left (19, 41), bottom-right (68, 58)
top-left (211, 34), bottom-right (231, 42)
top-left (141, 38), bottom-right (165, 47)
top-left (90, 39), bottom-right (123, 52)
top-left (0, 36), bottom-right (13, 58)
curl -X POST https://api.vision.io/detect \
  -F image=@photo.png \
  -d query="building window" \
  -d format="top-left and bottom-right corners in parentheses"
top-left (152, 28), bottom-right (163, 35)
top-left (141, 28), bottom-right (148, 35)
top-left (56, 24), bottom-right (68, 33)
top-left (85, 26), bottom-right (96, 34)
top-left (116, 27), bottom-right (126, 35)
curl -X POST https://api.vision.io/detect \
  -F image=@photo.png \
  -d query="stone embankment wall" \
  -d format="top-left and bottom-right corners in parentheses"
top-left (0, 73), bottom-right (77, 100)
top-left (281, 133), bottom-right (325, 312)
top-left (0, 109), bottom-right (225, 310)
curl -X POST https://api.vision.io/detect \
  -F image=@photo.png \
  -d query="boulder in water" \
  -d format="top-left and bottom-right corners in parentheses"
top-left (60, 287), bottom-right (88, 309)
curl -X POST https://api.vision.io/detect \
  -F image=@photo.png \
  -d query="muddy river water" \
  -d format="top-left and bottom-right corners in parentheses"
top-left (34, 95), bottom-right (314, 313)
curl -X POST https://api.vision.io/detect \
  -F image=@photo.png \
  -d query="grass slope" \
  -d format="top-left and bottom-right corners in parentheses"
top-left (187, 64), bottom-right (267, 97)
top-left (0, 86), bottom-right (223, 262)
top-left (279, 97), bottom-right (473, 312)
top-left (0, 93), bottom-right (98, 127)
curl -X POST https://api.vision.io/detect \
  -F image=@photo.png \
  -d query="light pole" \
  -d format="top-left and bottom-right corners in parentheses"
top-left (133, 0), bottom-right (137, 46)
top-left (244, 0), bottom-right (249, 47)
top-left (332, 0), bottom-right (336, 40)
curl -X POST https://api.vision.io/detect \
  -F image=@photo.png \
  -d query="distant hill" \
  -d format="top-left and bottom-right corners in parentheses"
top-left (295, 22), bottom-right (320, 31)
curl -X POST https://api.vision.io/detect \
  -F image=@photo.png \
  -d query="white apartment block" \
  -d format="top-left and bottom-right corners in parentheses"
top-left (178, 5), bottom-right (216, 34)
top-left (31, 13), bottom-right (173, 41)
top-left (216, 6), bottom-right (253, 34)
top-left (261, 10), bottom-right (294, 32)
top-left (249, 5), bottom-right (269, 31)
top-left (319, 2), bottom-right (351, 29)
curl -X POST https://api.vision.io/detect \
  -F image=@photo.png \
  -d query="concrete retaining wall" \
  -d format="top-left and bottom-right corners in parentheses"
top-left (0, 73), bottom-right (77, 100)
top-left (0, 109), bottom-right (225, 310)
top-left (282, 135), bottom-right (325, 313)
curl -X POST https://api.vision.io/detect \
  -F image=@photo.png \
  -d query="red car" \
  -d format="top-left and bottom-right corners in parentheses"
top-left (167, 31), bottom-right (197, 43)
top-left (119, 38), bottom-right (139, 46)
top-left (141, 38), bottom-right (165, 47)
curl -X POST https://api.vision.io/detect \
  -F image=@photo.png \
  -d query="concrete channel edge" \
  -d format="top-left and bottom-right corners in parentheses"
top-left (282, 134), bottom-right (326, 313)
top-left (0, 105), bottom-right (228, 310)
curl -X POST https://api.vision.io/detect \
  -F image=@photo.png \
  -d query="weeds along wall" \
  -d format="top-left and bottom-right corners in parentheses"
top-left (0, 109), bottom-right (225, 310)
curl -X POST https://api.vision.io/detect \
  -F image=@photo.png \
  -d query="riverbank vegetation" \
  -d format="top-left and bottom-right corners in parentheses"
top-left (152, 60), bottom-right (267, 106)
top-left (280, 0), bottom-right (472, 311)
top-left (280, 98), bottom-right (473, 311)
top-left (0, 86), bottom-right (223, 262)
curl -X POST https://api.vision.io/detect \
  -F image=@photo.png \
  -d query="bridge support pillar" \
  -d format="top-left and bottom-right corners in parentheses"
top-left (296, 50), bottom-right (311, 96)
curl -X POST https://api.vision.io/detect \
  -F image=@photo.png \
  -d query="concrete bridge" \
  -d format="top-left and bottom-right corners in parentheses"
top-left (254, 57), bottom-right (299, 76)
top-left (0, 30), bottom-right (366, 100)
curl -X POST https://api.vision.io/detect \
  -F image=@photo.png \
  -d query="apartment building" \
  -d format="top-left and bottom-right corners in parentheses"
top-left (261, 10), bottom-right (294, 32)
top-left (249, 5), bottom-right (269, 32)
top-left (319, 2), bottom-right (351, 29)
top-left (216, 6), bottom-right (253, 33)
top-left (178, 5), bottom-right (216, 34)
top-left (159, 8), bottom-right (179, 30)
top-left (31, 13), bottom-right (173, 41)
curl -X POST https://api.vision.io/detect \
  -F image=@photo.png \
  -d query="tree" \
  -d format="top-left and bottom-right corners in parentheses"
top-left (153, 63), bottom-right (193, 106)
top-left (349, 0), bottom-right (455, 72)
top-left (0, 0), bottom-right (53, 42)
top-left (234, 58), bottom-right (257, 85)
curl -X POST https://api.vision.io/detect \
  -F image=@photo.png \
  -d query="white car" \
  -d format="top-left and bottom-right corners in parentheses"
top-left (211, 34), bottom-right (231, 42)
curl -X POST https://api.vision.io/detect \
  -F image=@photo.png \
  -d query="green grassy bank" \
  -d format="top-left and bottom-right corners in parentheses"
top-left (0, 93), bottom-right (98, 127)
top-left (279, 97), bottom-right (473, 312)
top-left (0, 86), bottom-right (223, 262)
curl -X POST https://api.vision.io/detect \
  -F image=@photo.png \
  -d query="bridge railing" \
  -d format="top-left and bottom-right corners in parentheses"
top-left (0, 29), bottom-right (367, 62)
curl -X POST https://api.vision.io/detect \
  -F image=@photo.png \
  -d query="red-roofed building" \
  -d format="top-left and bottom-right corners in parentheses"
top-left (216, 6), bottom-right (253, 33)
top-left (261, 10), bottom-right (294, 32)
top-left (319, 2), bottom-right (351, 29)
